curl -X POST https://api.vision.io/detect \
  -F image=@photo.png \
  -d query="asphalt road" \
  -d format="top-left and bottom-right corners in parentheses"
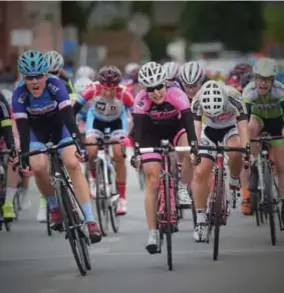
top-left (1, 159), bottom-right (284, 293)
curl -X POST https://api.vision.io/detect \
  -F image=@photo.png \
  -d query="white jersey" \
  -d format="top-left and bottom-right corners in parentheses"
top-left (191, 84), bottom-right (247, 129)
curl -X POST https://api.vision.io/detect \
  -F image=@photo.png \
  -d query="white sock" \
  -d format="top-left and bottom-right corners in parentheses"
top-left (5, 188), bottom-right (17, 202)
top-left (196, 209), bottom-right (206, 223)
top-left (21, 188), bottom-right (28, 197)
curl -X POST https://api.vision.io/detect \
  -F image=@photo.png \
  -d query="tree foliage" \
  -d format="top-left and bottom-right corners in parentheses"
top-left (181, 2), bottom-right (265, 53)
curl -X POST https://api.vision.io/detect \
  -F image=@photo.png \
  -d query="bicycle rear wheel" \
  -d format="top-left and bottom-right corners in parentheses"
top-left (213, 168), bottom-right (223, 261)
top-left (57, 183), bottom-right (88, 276)
top-left (95, 159), bottom-right (109, 236)
top-left (46, 205), bottom-right (52, 236)
top-left (164, 175), bottom-right (173, 271)
top-left (263, 161), bottom-right (276, 245)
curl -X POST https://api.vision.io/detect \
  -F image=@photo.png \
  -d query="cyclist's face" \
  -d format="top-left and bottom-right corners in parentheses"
top-left (24, 74), bottom-right (47, 97)
top-left (255, 75), bottom-right (273, 95)
top-left (146, 84), bottom-right (166, 104)
top-left (184, 83), bottom-right (201, 99)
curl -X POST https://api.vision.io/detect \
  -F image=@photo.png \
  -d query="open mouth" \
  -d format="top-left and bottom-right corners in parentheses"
top-left (32, 85), bottom-right (40, 91)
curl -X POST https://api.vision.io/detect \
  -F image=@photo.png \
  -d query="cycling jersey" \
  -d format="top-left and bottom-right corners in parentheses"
top-left (12, 75), bottom-right (81, 155)
top-left (192, 85), bottom-right (248, 129)
top-left (243, 80), bottom-right (284, 119)
top-left (74, 82), bottom-right (134, 121)
top-left (0, 93), bottom-right (14, 149)
top-left (133, 87), bottom-right (196, 149)
top-left (59, 72), bottom-right (77, 101)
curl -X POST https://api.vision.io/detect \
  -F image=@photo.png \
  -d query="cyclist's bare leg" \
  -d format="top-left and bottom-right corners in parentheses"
top-left (143, 161), bottom-right (161, 230)
top-left (271, 143), bottom-right (284, 199)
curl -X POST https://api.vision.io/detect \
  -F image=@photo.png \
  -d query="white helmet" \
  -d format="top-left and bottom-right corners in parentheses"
top-left (253, 57), bottom-right (278, 78)
top-left (163, 62), bottom-right (180, 80)
top-left (200, 80), bottom-right (226, 117)
top-left (124, 62), bottom-right (140, 76)
top-left (46, 50), bottom-right (64, 71)
top-left (74, 77), bottom-right (92, 94)
top-left (75, 66), bottom-right (96, 81)
top-left (138, 62), bottom-right (166, 88)
top-left (1, 89), bottom-right (12, 105)
top-left (179, 61), bottom-right (205, 85)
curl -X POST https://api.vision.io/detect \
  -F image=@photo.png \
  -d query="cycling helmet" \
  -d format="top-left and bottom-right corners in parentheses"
top-left (138, 62), bottom-right (166, 88)
top-left (74, 76), bottom-right (92, 94)
top-left (99, 65), bottom-right (122, 87)
top-left (179, 61), bottom-right (205, 85)
top-left (125, 62), bottom-right (140, 76)
top-left (17, 50), bottom-right (48, 76)
top-left (200, 80), bottom-right (226, 117)
top-left (240, 72), bottom-right (254, 89)
top-left (75, 66), bottom-right (96, 80)
top-left (163, 62), bottom-right (180, 80)
top-left (46, 50), bottom-right (64, 72)
top-left (253, 57), bottom-right (278, 78)
top-left (233, 63), bottom-right (252, 74)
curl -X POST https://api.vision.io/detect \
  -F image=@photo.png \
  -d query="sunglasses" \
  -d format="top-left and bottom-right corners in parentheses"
top-left (146, 83), bottom-right (165, 93)
top-left (24, 74), bottom-right (45, 81)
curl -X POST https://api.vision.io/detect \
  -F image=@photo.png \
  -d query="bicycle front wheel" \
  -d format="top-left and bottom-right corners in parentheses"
top-left (213, 168), bottom-right (224, 261)
top-left (164, 175), bottom-right (173, 271)
top-left (95, 159), bottom-right (109, 236)
top-left (56, 183), bottom-right (88, 276)
top-left (263, 161), bottom-right (276, 245)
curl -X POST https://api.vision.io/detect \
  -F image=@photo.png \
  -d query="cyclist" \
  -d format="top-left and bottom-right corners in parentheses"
top-left (1, 89), bottom-right (31, 211)
top-left (73, 65), bottom-right (134, 215)
top-left (191, 80), bottom-right (249, 242)
top-left (240, 71), bottom-right (254, 93)
top-left (179, 61), bottom-right (209, 101)
top-left (242, 57), bottom-right (284, 215)
top-left (0, 92), bottom-right (17, 221)
top-left (124, 62), bottom-right (142, 97)
top-left (75, 66), bottom-right (96, 82)
top-left (12, 49), bottom-right (101, 243)
top-left (133, 62), bottom-right (196, 253)
top-left (163, 61), bottom-right (182, 89)
top-left (35, 50), bottom-right (79, 222)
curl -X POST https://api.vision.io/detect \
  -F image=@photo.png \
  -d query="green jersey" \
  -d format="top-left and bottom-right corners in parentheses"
top-left (242, 80), bottom-right (284, 119)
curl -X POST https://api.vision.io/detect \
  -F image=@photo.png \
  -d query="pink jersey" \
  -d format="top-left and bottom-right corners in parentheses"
top-left (134, 87), bottom-right (191, 121)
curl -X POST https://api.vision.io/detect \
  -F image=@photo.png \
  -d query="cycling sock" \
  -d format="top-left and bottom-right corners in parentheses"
top-left (242, 188), bottom-right (249, 200)
top-left (5, 188), bottom-right (17, 202)
top-left (46, 196), bottom-right (58, 209)
top-left (90, 168), bottom-right (96, 179)
top-left (80, 202), bottom-right (95, 222)
top-left (20, 187), bottom-right (28, 197)
top-left (117, 181), bottom-right (126, 199)
top-left (196, 209), bottom-right (206, 223)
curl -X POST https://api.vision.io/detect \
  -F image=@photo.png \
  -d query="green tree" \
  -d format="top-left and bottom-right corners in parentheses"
top-left (181, 2), bottom-right (265, 53)
top-left (61, 1), bottom-right (97, 40)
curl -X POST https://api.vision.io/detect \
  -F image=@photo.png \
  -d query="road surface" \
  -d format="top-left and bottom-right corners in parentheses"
top-left (1, 160), bottom-right (284, 293)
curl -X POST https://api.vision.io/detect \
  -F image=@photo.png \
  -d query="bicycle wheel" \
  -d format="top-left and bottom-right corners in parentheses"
top-left (46, 205), bottom-right (52, 236)
top-left (190, 191), bottom-right (197, 228)
top-left (138, 166), bottom-right (144, 191)
top-left (13, 190), bottom-right (20, 221)
top-left (95, 159), bottom-right (109, 236)
top-left (272, 176), bottom-right (283, 232)
top-left (56, 183), bottom-right (88, 276)
top-left (263, 160), bottom-right (276, 245)
top-left (110, 195), bottom-right (120, 233)
top-left (164, 175), bottom-right (173, 271)
top-left (213, 167), bottom-right (224, 261)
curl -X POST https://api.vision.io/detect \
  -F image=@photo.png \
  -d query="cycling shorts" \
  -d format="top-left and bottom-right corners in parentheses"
top-left (140, 124), bottom-right (185, 164)
top-left (85, 108), bottom-right (128, 140)
top-left (199, 125), bottom-right (238, 161)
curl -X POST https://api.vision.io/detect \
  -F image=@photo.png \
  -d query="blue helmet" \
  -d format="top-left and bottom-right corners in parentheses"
top-left (17, 50), bottom-right (48, 76)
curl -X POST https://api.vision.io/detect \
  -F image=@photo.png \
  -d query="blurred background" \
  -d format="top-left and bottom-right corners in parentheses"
top-left (0, 1), bottom-right (284, 86)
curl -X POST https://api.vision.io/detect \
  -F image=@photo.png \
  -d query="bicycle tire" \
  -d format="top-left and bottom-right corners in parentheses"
top-left (110, 199), bottom-right (120, 233)
top-left (46, 205), bottom-right (52, 236)
top-left (4, 219), bottom-right (12, 231)
top-left (191, 193), bottom-right (197, 228)
top-left (56, 183), bottom-right (87, 276)
top-left (95, 159), bottom-right (109, 237)
top-left (13, 191), bottom-right (20, 221)
top-left (138, 167), bottom-right (144, 191)
top-left (249, 164), bottom-right (261, 226)
top-left (164, 175), bottom-right (173, 271)
top-left (213, 167), bottom-right (223, 261)
top-left (263, 160), bottom-right (276, 246)
top-left (272, 177), bottom-right (284, 231)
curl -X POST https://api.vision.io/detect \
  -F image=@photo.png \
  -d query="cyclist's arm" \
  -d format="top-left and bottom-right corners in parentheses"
top-left (191, 97), bottom-right (202, 142)
top-left (52, 79), bottom-right (84, 148)
top-left (0, 93), bottom-right (15, 150)
top-left (73, 84), bottom-right (97, 115)
top-left (12, 88), bottom-right (30, 154)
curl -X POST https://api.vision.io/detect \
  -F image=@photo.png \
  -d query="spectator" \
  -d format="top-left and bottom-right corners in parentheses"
top-left (0, 66), bottom-right (17, 83)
